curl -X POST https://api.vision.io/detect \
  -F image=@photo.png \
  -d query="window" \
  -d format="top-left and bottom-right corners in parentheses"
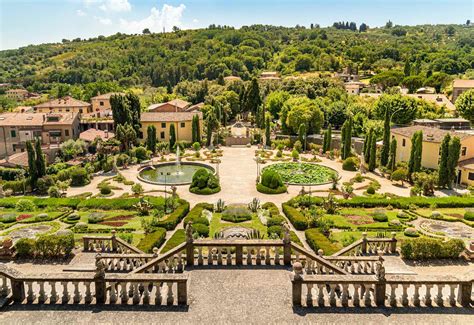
top-left (10, 130), bottom-right (16, 138)
top-left (49, 130), bottom-right (62, 137)
top-left (65, 129), bottom-right (69, 137)
top-left (160, 131), bottom-right (165, 139)
top-left (180, 122), bottom-right (186, 128)
top-left (100, 101), bottom-right (104, 106)
top-left (469, 172), bottom-right (474, 181)
top-left (461, 147), bottom-right (467, 156)
top-left (402, 139), bottom-right (406, 147)
top-left (161, 123), bottom-right (166, 128)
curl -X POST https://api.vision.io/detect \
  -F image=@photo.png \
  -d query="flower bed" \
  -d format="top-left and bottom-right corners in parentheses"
top-left (262, 163), bottom-right (337, 185)
top-left (104, 215), bottom-right (134, 221)
top-left (99, 221), bottom-right (129, 227)
top-left (16, 214), bottom-right (33, 221)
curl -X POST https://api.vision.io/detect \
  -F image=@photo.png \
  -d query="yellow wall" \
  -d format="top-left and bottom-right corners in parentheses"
top-left (36, 106), bottom-right (92, 114)
top-left (141, 120), bottom-right (199, 143)
top-left (91, 99), bottom-right (111, 112)
top-left (460, 169), bottom-right (474, 186)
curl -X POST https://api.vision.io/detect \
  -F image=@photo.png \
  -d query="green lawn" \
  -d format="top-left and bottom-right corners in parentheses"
top-left (323, 208), bottom-right (400, 230)
top-left (415, 208), bottom-right (474, 227)
top-left (210, 213), bottom-right (268, 238)
top-left (330, 230), bottom-right (410, 248)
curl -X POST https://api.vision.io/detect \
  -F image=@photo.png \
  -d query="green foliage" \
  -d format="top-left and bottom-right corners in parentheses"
top-left (455, 89), bottom-right (474, 123)
top-left (0, 168), bottom-right (25, 181)
top-left (152, 200), bottom-right (190, 230)
top-left (282, 203), bottom-right (308, 230)
top-left (387, 138), bottom-right (397, 171)
top-left (192, 223), bottom-right (209, 237)
top-left (146, 125), bottom-right (157, 153)
top-left (391, 168), bottom-right (408, 184)
top-left (342, 157), bottom-right (359, 171)
top-left (305, 228), bottom-right (340, 255)
top-left (15, 199), bottom-right (36, 212)
top-left (368, 131), bottom-right (377, 172)
top-left (447, 136), bottom-right (461, 188)
top-left (262, 162), bottom-right (336, 185)
top-left (21, 232), bottom-right (75, 258)
top-left (14, 238), bottom-right (36, 257)
top-left (404, 227), bottom-right (419, 237)
top-left (69, 166), bottom-right (90, 187)
top-left (77, 197), bottom-right (164, 210)
top-left (372, 210), bottom-right (388, 222)
top-left (183, 202), bottom-right (214, 226)
top-left (137, 228), bottom-right (167, 253)
top-left (161, 229), bottom-right (186, 253)
top-left (322, 124), bottom-right (332, 152)
top-left (408, 130), bottom-right (423, 177)
top-left (131, 183), bottom-right (144, 195)
top-left (340, 116), bottom-right (352, 160)
top-left (221, 206), bottom-right (252, 223)
top-left (438, 133), bottom-right (450, 188)
top-left (401, 238), bottom-right (465, 260)
top-left (464, 211), bottom-right (474, 221)
top-left (260, 170), bottom-right (284, 189)
top-left (380, 109), bottom-right (390, 166)
top-left (190, 168), bottom-right (220, 194)
top-left (169, 124), bottom-right (176, 150)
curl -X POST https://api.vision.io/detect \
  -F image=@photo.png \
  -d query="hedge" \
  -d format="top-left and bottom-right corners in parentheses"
top-left (189, 186), bottom-right (221, 195)
top-left (282, 203), bottom-right (308, 230)
top-left (0, 197), bottom-right (80, 209)
top-left (136, 228), bottom-right (167, 253)
top-left (0, 167), bottom-right (25, 181)
top-left (183, 203), bottom-right (214, 227)
top-left (256, 183), bottom-right (287, 194)
top-left (161, 229), bottom-right (186, 253)
top-left (153, 200), bottom-right (190, 230)
top-left (77, 197), bottom-right (165, 210)
top-left (267, 215), bottom-right (285, 227)
top-left (15, 232), bottom-right (74, 258)
top-left (192, 223), bottom-right (209, 237)
top-left (401, 238), bottom-right (465, 260)
top-left (262, 202), bottom-right (280, 216)
top-left (305, 228), bottom-right (340, 255)
top-left (338, 196), bottom-right (474, 209)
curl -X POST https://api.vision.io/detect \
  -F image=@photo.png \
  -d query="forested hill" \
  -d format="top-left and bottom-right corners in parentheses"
top-left (1, 24), bottom-right (473, 90)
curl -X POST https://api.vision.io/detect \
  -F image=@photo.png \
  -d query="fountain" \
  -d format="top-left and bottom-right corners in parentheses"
top-left (174, 146), bottom-right (183, 175)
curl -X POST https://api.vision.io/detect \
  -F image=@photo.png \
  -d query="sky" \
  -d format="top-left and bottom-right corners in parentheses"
top-left (0, 0), bottom-right (473, 50)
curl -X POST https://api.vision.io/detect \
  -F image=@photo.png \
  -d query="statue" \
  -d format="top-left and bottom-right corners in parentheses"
top-left (375, 256), bottom-right (386, 281)
top-left (185, 221), bottom-right (194, 243)
top-left (282, 222), bottom-right (291, 244)
top-left (94, 253), bottom-right (106, 279)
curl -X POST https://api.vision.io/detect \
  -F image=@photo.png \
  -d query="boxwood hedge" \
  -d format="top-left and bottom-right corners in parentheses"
top-left (282, 203), bottom-right (308, 230)
top-left (137, 228), bottom-right (167, 253)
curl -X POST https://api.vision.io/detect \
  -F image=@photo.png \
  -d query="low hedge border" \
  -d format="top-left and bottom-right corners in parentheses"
top-left (401, 238), bottom-right (465, 260)
top-left (137, 228), bottom-right (167, 253)
top-left (256, 183), bottom-right (287, 194)
top-left (153, 199), bottom-right (190, 230)
top-left (183, 203), bottom-right (214, 227)
top-left (282, 203), bottom-right (308, 230)
top-left (305, 228), bottom-right (340, 255)
top-left (189, 186), bottom-right (221, 195)
top-left (161, 229), bottom-right (186, 253)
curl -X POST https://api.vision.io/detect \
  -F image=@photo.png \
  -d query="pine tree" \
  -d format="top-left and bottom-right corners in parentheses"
top-left (368, 132), bottom-right (377, 172)
top-left (298, 123), bottom-right (306, 151)
top-left (26, 140), bottom-right (37, 187)
top-left (35, 137), bottom-right (46, 179)
top-left (387, 138), bottom-right (397, 171)
top-left (437, 134), bottom-right (450, 188)
top-left (447, 136), bottom-right (461, 188)
top-left (380, 109), bottom-right (391, 166)
top-left (265, 115), bottom-right (271, 147)
top-left (169, 123), bottom-right (176, 150)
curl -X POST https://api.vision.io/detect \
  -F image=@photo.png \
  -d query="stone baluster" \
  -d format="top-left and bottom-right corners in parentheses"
top-left (217, 248), bottom-right (223, 265)
top-left (109, 282), bottom-right (117, 304)
top-left (73, 281), bottom-right (81, 303)
top-left (83, 282), bottom-right (92, 304)
top-left (390, 232), bottom-right (397, 254)
top-left (185, 222), bottom-right (194, 266)
top-left (363, 285), bottom-right (371, 306)
top-left (361, 232), bottom-right (367, 254)
top-left (350, 263), bottom-right (355, 274)
top-left (435, 284), bottom-right (444, 306)
top-left (226, 248), bottom-right (232, 265)
top-left (256, 247), bottom-right (262, 265)
top-left (306, 283), bottom-right (313, 307)
top-left (177, 281), bottom-right (187, 305)
top-left (317, 284), bottom-right (325, 306)
top-left (413, 284), bottom-right (421, 306)
top-left (38, 281), bottom-right (46, 303)
top-left (132, 283), bottom-right (140, 304)
top-left (207, 247), bottom-right (213, 266)
top-left (401, 284), bottom-right (409, 306)
top-left (265, 247), bottom-right (270, 265)
top-left (197, 247), bottom-right (203, 265)
top-left (275, 248), bottom-right (280, 265)
top-left (155, 282), bottom-right (162, 305)
top-left (389, 284), bottom-right (398, 307)
top-left (26, 281), bottom-right (35, 303)
top-left (49, 281), bottom-right (58, 304)
top-left (291, 262), bottom-right (304, 306)
top-left (424, 284), bottom-right (433, 306)
top-left (246, 247), bottom-right (252, 265)
top-left (61, 281), bottom-right (70, 304)
top-left (341, 284), bottom-right (349, 307)
top-left (235, 245), bottom-right (243, 265)
top-left (166, 282), bottom-right (174, 305)
top-left (177, 252), bottom-right (184, 272)
top-left (329, 284), bottom-right (337, 306)
top-left (353, 284), bottom-right (360, 307)
top-left (449, 284), bottom-right (456, 306)
top-left (143, 282), bottom-right (150, 305)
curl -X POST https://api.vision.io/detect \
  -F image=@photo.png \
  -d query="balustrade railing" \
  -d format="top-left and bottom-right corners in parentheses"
top-left (332, 232), bottom-right (397, 257)
top-left (83, 230), bottom-right (144, 254)
top-left (99, 253), bottom-right (157, 272)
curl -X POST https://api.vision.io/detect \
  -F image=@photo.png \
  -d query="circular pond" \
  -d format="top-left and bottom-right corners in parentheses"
top-left (262, 162), bottom-right (338, 185)
top-left (138, 162), bottom-right (215, 185)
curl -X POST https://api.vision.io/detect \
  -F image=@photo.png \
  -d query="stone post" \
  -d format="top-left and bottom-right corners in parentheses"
top-left (374, 251), bottom-right (386, 307)
top-left (152, 247), bottom-right (159, 258)
top-left (83, 237), bottom-right (89, 252)
top-left (390, 232), bottom-right (397, 254)
top-left (94, 252), bottom-right (106, 304)
top-left (361, 232), bottom-right (368, 255)
top-left (111, 230), bottom-right (117, 252)
top-left (236, 245), bottom-right (243, 265)
top-left (11, 279), bottom-right (25, 303)
top-left (292, 262), bottom-right (304, 306)
top-left (317, 249), bottom-right (324, 257)
top-left (283, 222), bottom-right (291, 265)
top-left (459, 282), bottom-right (472, 307)
top-left (177, 281), bottom-right (188, 305)
top-left (185, 222), bottom-right (194, 266)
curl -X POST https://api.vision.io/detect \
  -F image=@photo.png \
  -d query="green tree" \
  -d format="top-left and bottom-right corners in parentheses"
top-left (242, 78), bottom-right (261, 114)
top-left (34, 137), bottom-right (46, 179)
top-left (455, 89), bottom-right (474, 123)
top-left (402, 75), bottom-right (425, 93)
top-left (146, 125), bottom-right (157, 153)
top-left (298, 123), bottom-right (306, 151)
top-left (408, 131), bottom-right (423, 178)
top-left (265, 115), bottom-right (271, 147)
top-left (380, 108), bottom-right (391, 167)
top-left (26, 141), bottom-right (37, 188)
top-left (323, 124), bottom-right (332, 152)
top-left (116, 123), bottom-right (137, 152)
top-left (447, 136), bottom-right (461, 188)
top-left (403, 60), bottom-right (411, 76)
top-left (373, 94), bottom-right (418, 125)
top-left (340, 116), bottom-right (352, 159)
top-left (266, 91), bottom-right (290, 119)
top-left (387, 138), bottom-right (397, 171)
top-left (169, 123), bottom-right (176, 150)
top-left (438, 133), bottom-right (450, 188)
top-left (368, 132), bottom-right (377, 172)
top-left (283, 97), bottom-right (324, 135)
top-left (364, 128), bottom-right (373, 163)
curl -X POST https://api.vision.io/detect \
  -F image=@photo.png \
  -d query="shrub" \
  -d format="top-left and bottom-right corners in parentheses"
top-left (183, 203), bottom-right (214, 226)
top-left (48, 186), bottom-right (61, 198)
top-left (431, 211), bottom-right (442, 219)
top-left (131, 183), bottom-right (144, 195)
top-left (366, 186), bottom-right (376, 195)
top-left (389, 219), bottom-right (401, 226)
top-left (15, 199), bottom-right (36, 212)
top-left (36, 176), bottom-right (55, 195)
top-left (404, 227), bottom-right (419, 237)
top-left (372, 210), bottom-right (388, 222)
top-left (192, 223), bottom-right (209, 237)
top-left (256, 183), bottom-right (287, 194)
top-left (401, 238), bottom-right (465, 260)
top-left (67, 213), bottom-right (80, 221)
top-left (99, 183), bottom-right (112, 195)
top-left (282, 203), bottom-right (308, 230)
top-left (15, 238), bottom-right (36, 257)
top-left (74, 222), bottom-right (88, 232)
top-left (153, 200), bottom-right (190, 230)
top-left (258, 170), bottom-right (287, 194)
top-left (464, 211), bottom-right (474, 221)
top-left (305, 228), bottom-right (340, 255)
top-left (88, 213), bottom-right (104, 224)
top-left (342, 157), bottom-right (360, 171)
top-left (221, 206), bottom-right (252, 223)
top-left (293, 140), bottom-right (302, 153)
top-left (267, 225), bottom-right (283, 237)
top-left (397, 211), bottom-right (408, 219)
top-left (291, 149), bottom-right (299, 160)
top-left (0, 213), bottom-right (17, 223)
top-left (34, 232), bottom-right (75, 257)
top-left (262, 202), bottom-right (280, 216)
top-left (267, 215), bottom-right (285, 227)
top-left (69, 167), bottom-right (90, 187)
top-left (0, 167), bottom-right (25, 181)
top-left (137, 228), bottom-right (166, 253)
top-left (161, 229), bottom-right (185, 253)
top-left (116, 154), bottom-right (130, 167)
top-left (77, 197), bottom-right (165, 210)
top-left (34, 213), bottom-right (50, 222)
top-left (2, 180), bottom-right (28, 194)
top-left (189, 168), bottom-right (220, 194)
top-left (132, 146), bottom-right (150, 162)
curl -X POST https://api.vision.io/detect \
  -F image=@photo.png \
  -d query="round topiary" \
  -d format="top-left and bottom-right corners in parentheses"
top-left (366, 186), bottom-right (376, 195)
top-left (431, 211), bottom-right (441, 219)
top-left (261, 170), bottom-right (284, 190)
top-left (34, 213), bottom-right (49, 222)
top-left (192, 223), bottom-right (209, 237)
top-left (67, 213), bottom-right (80, 221)
top-left (404, 227), bottom-right (419, 237)
top-left (389, 219), bottom-right (401, 226)
top-left (372, 209), bottom-right (388, 222)
top-left (342, 157), bottom-right (360, 171)
top-left (397, 211), bottom-right (407, 219)
top-left (74, 222), bottom-right (88, 232)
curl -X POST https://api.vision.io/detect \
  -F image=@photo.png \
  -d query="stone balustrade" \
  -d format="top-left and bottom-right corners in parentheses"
top-left (323, 256), bottom-right (381, 275)
top-left (83, 230), bottom-right (144, 254)
top-left (0, 264), bottom-right (188, 307)
top-left (99, 252), bottom-right (157, 272)
top-left (332, 232), bottom-right (397, 257)
top-left (291, 264), bottom-right (472, 308)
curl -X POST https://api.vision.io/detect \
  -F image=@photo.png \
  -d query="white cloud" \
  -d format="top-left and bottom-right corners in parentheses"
top-left (192, 19), bottom-right (199, 23)
top-left (76, 9), bottom-right (87, 17)
top-left (99, 0), bottom-right (131, 12)
top-left (120, 4), bottom-right (186, 33)
top-left (94, 16), bottom-right (113, 25)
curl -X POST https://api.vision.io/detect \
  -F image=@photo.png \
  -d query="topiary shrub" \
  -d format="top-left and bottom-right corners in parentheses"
top-left (401, 238), bottom-right (464, 260)
top-left (0, 213), bottom-right (17, 223)
top-left (14, 238), bottom-right (35, 257)
top-left (99, 183), bottom-right (112, 195)
top-left (67, 213), bottom-right (80, 221)
top-left (257, 169), bottom-right (287, 194)
top-left (431, 211), bottom-right (442, 219)
top-left (15, 199), bottom-right (36, 212)
top-left (34, 213), bottom-right (50, 222)
top-left (372, 209), bottom-right (388, 222)
top-left (342, 157), bottom-right (360, 171)
top-left (189, 168), bottom-right (220, 195)
top-left (282, 203), bottom-right (308, 230)
top-left (137, 228), bottom-right (166, 253)
top-left (397, 211), bottom-right (408, 219)
top-left (404, 227), bottom-right (419, 237)
top-left (74, 222), bottom-right (88, 232)
top-left (221, 206), bottom-right (252, 223)
top-left (305, 228), bottom-right (340, 255)
top-left (464, 210), bottom-right (474, 221)
top-left (267, 225), bottom-right (283, 238)
top-left (366, 186), bottom-right (376, 195)
top-left (88, 213), bottom-right (104, 224)
top-left (69, 167), bottom-right (90, 187)
top-left (267, 215), bottom-right (285, 227)
top-left (192, 223), bottom-right (209, 237)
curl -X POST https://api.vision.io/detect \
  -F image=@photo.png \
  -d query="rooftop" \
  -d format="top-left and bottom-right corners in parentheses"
top-left (79, 128), bottom-right (114, 142)
top-left (148, 99), bottom-right (191, 111)
top-left (141, 111), bottom-right (202, 122)
top-left (453, 79), bottom-right (474, 88)
top-left (90, 92), bottom-right (125, 100)
top-left (390, 125), bottom-right (473, 143)
top-left (361, 93), bottom-right (455, 110)
top-left (34, 96), bottom-right (90, 108)
top-left (0, 112), bottom-right (78, 126)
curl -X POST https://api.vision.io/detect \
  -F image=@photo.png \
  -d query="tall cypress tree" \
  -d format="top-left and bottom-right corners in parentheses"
top-left (243, 78), bottom-right (261, 114)
top-left (35, 137), bottom-right (46, 179)
top-left (340, 120), bottom-right (347, 157)
top-left (387, 138), bottom-right (397, 171)
top-left (408, 131), bottom-right (423, 177)
top-left (169, 124), bottom-right (176, 150)
top-left (447, 136), bottom-right (461, 188)
top-left (438, 133), bottom-right (451, 188)
top-left (325, 124), bottom-right (332, 152)
top-left (146, 125), bottom-right (157, 153)
top-left (341, 116), bottom-right (352, 159)
top-left (191, 116), bottom-right (198, 143)
top-left (368, 133), bottom-right (377, 171)
top-left (380, 109), bottom-right (391, 166)
top-left (196, 116), bottom-right (201, 143)
top-left (26, 140), bottom-right (37, 188)
top-left (126, 93), bottom-right (142, 135)
top-left (364, 128), bottom-right (372, 163)
top-left (265, 115), bottom-right (271, 147)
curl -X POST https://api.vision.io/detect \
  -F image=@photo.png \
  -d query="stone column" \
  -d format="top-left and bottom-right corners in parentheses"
top-left (390, 232), bottom-right (397, 254)
top-left (283, 222), bottom-right (292, 265)
top-left (111, 230), bottom-right (117, 252)
top-left (235, 245), bottom-right (243, 265)
top-left (177, 281), bottom-right (188, 305)
top-left (185, 222), bottom-right (194, 266)
top-left (459, 282), bottom-right (472, 307)
top-left (374, 252), bottom-right (386, 307)
top-left (94, 252), bottom-right (106, 304)
top-left (292, 262), bottom-right (304, 306)
top-left (361, 232), bottom-right (368, 255)
top-left (11, 279), bottom-right (25, 303)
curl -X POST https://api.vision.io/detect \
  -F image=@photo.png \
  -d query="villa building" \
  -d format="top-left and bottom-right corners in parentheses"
top-left (5, 89), bottom-right (41, 101)
top-left (452, 79), bottom-right (474, 103)
top-left (90, 92), bottom-right (125, 112)
top-left (0, 112), bottom-right (80, 158)
top-left (34, 96), bottom-right (92, 114)
top-left (140, 111), bottom-right (202, 143)
top-left (390, 125), bottom-right (474, 185)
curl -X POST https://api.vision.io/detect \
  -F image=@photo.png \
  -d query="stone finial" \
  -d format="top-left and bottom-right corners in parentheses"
top-left (111, 230), bottom-right (116, 237)
top-left (171, 186), bottom-right (177, 198)
top-left (282, 222), bottom-right (291, 244)
top-left (293, 262), bottom-right (304, 280)
top-left (375, 256), bottom-right (386, 282)
top-left (152, 247), bottom-right (159, 257)
top-left (317, 249), bottom-right (324, 257)
top-left (185, 221), bottom-right (194, 243)
top-left (95, 253), bottom-right (106, 279)
top-left (362, 232), bottom-right (367, 239)
top-left (391, 231), bottom-right (396, 239)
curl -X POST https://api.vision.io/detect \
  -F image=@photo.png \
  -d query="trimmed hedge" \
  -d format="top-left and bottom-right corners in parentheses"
top-left (161, 229), bottom-right (186, 253)
top-left (401, 238), bottom-right (465, 260)
top-left (256, 183), bottom-right (287, 194)
top-left (153, 200), bottom-right (190, 230)
top-left (464, 211), bottom-right (474, 221)
top-left (183, 203), bottom-right (214, 226)
top-left (262, 202), bottom-right (280, 216)
top-left (192, 223), bottom-right (209, 237)
top-left (305, 228), bottom-right (340, 255)
top-left (267, 215), bottom-right (285, 227)
top-left (137, 228), bottom-right (167, 253)
top-left (221, 206), bottom-right (252, 223)
top-left (0, 197), bottom-right (81, 209)
top-left (267, 225), bottom-right (283, 237)
top-left (189, 186), bottom-right (221, 195)
top-left (282, 203), bottom-right (308, 230)
top-left (15, 232), bottom-right (74, 258)
top-left (338, 196), bottom-right (474, 209)
top-left (77, 197), bottom-right (165, 210)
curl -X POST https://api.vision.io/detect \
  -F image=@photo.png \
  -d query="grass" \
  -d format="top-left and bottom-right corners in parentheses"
top-left (323, 208), bottom-right (401, 230)
top-left (161, 229), bottom-right (186, 253)
top-left (210, 213), bottom-right (267, 238)
top-left (415, 208), bottom-right (474, 227)
top-left (76, 210), bottom-right (145, 230)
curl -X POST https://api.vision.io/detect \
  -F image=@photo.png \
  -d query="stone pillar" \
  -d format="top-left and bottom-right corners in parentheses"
top-left (235, 245), bottom-right (243, 265)
top-left (317, 249), bottom-right (324, 257)
top-left (292, 262), bottom-right (303, 306)
top-left (83, 238), bottom-right (89, 252)
top-left (94, 252), bottom-right (106, 304)
top-left (177, 281), bottom-right (188, 305)
top-left (11, 279), bottom-right (25, 303)
top-left (111, 230), bottom-right (117, 252)
top-left (459, 282), bottom-right (472, 307)
top-left (374, 251), bottom-right (386, 307)
top-left (283, 223), bottom-right (292, 265)
top-left (361, 232), bottom-right (368, 255)
top-left (185, 222), bottom-right (194, 266)
top-left (390, 232), bottom-right (397, 254)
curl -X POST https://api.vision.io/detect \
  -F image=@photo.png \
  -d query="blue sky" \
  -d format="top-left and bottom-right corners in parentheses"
top-left (1, 0), bottom-right (473, 50)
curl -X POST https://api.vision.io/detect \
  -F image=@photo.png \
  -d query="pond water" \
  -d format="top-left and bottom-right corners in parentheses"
top-left (139, 163), bottom-right (214, 185)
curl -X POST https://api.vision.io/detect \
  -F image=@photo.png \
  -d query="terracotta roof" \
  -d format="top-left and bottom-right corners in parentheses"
top-left (147, 99), bottom-right (191, 111)
top-left (34, 96), bottom-right (90, 108)
top-left (390, 125), bottom-right (473, 143)
top-left (459, 158), bottom-right (474, 170)
top-left (0, 152), bottom-right (29, 167)
top-left (407, 94), bottom-right (455, 111)
top-left (453, 79), bottom-right (474, 88)
top-left (90, 92), bottom-right (125, 100)
top-left (43, 112), bottom-right (79, 125)
top-left (6, 89), bottom-right (28, 93)
top-left (186, 102), bottom-right (204, 112)
top-left (79, 128), bottom-right (114, 142)
top-left (141, 112), bottom-right (202, 122)
top-left (0, 112), bottom-right (44, 126)
top-left (12, 106), bottom-right (34, 113)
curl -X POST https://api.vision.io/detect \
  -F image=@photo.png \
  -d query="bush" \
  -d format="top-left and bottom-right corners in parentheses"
top-left (161, 229), bottom-right (186, 253)
top-left (291, 149), bottom-right (299, 160)
top-left (258, 170), bottom-right (287, 194)
top-left (404, 227), bottom-right (419, 237)
top-left (0, 167), bottom-right (25, 181)
top-left (183, 203), bottom-right (214, 226)
top-left (153, 200), bottom-right (190, 230)
top-left (190, 186), bottom-right (221, 195)
top-left (192, 223), bottom-right (209, 237)
top-left (305, 228), bottom-right (340, 255)
top-left (401, 238), bottom-right (465, 260)
top-left (99, 183), bottom-right (112, 195)
top-left (464, 211), bottom-right (474, 221)
top-left (282, 203), bottom-right (308, 230)
top-left (262, 202), bottom-right (280, 216)
top-left (189, 168), bottom-right (220, 194)
top-left (48, 186), bottom-right (61, 198)
top-left (74, 222), bottom-right (88, 232)
top-left (15, 238), bottom-right (35, 257)
top-left (372, 210), bottom-right (388, 222)
top-left (221, 206), bottom-right (252, 223)
top-left (267, 225), bottom-right (283, 237)
top-left (131, 183), bottom-right (144, 195)
top-left (137, 228), bottom-right (166, 253)
top-left (132, 146), bottom-right (150, 162)
top-left (0, 213), bottom-right (17, 223)
top-left (267, 215), bottom-right (285, 227)
top-left (67, 213), bottom-right (80, 221)
top-left (256, 183), bottom-right (287, 194)
top-left (69, 167), bottom-right (90, 187)
top-left (116, 154), bottom-right (130, 167)
top-left (34, 232), bottom-right (75, 258)
top-left (34, 213), bottom-right (50, 222)
top-left (2, 179), bottom-right (28, 194)
top-left (397, 211), bottom-right (408, 219)
top-left (366, 186), bottom-right (376, 195)
top-left (88, 213), bottom-right (104, 224)
top-left (342, 157), bottom-right (359, 171)
top-left (15, 199), bottom-right (36, 212)
top-left (36, 176), bottom-right (55, 195)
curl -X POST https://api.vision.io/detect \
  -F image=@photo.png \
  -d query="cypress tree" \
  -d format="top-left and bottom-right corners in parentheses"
top-left (298, 123), bottom-right (306, 151)
top-left (447, 136), bottom-right (461, 188)
top-left (380, 109), bottom-right (391, 166)
top-left (169, 124), bottom-right (176, 150)
top-left (35, 137), bottom-right (46, 179)
top-left (191, 116), bottom-right (198, 143)
top-left (414, 131), bottom-right (423, 173)
top-left (387, 138), bottom-right (397, 171)
top-left (243, 78), bottom-right (261, 114)
top-left (265, 115), bottom-right (271, 147)
top-left (196, 116), bottom-right (201, 142)
top-left (326, 124), bottom-right (332, 152)
top-left (438, 134), bottom-right (450, 188)
top-left (341, 116), bottom-right (352, 159)
top-left (408, 131), bottom-right (423, 177)
top-left (364, 128), bottom-right (372, 163)
top-left (146, 125), bottom-right (157, 153)
top-left (26, 140), bottom-right (37, 187)
top-left (368, 132), bottom-right (377, 171)
top-left (340, 120), bottom-right (347, 157)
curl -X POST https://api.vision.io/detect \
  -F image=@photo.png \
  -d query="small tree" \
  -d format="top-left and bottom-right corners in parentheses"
top-left (323, 124), bottom-right (332, 152)
top-left (391, 168), bottom-right (408, 186)
top-left (364, 128), bottom-right (373, 163)
top-left (26, 140), bottom-right (37, 188)
top-left (341, 116), bottom-right (352, 159)
top-left (265, 115), bottom-right (271, 147)
top-left (447, 136), bottom-right (461, 188)
top-left (408, 131), bottom-right (423, 178)
top-left (368, 132), bottom-right (377, 172)
top-left (131, 183), bottom-right (144, 196)
top-left (169, 123), bottom-right (176, 150)
top-left (380, 109), bottom-right (391, 166)
top-left (298, 123), bottom-right (306, 151)
top-left (387, 138), bottom-right (397, 171)
top-left (146, 125), bottom-right (157, 154)
top-left (35, 137), bottom-right (46, 179)
top-left (438, 133), bottom-right (450, 188)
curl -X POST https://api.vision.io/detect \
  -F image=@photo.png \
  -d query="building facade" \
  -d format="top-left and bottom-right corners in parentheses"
top-left (140, 112), bottom-right (202, 143)
top-left (34, 96), bottom-right (91, 114)
top-left (452, 79), bottom-right (474, 103)
top-left (90, 92), bottom-right (124, 112)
